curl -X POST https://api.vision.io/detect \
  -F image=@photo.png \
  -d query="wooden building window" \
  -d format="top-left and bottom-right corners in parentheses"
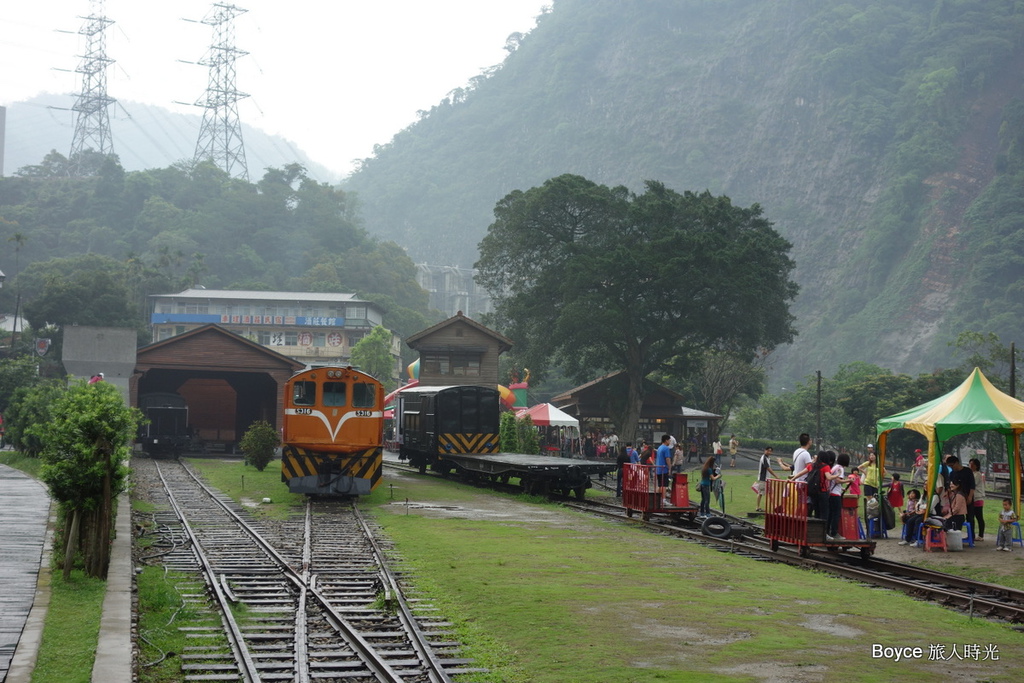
top-left (422, 352), bottom-right (481, 377)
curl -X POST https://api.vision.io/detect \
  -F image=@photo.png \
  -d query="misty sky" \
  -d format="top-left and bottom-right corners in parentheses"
top-left (0, 0), bottom-right (548, 177)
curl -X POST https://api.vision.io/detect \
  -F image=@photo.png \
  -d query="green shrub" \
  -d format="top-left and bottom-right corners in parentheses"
top-left (240, 420), bottom-right (280, 472)
top-left (499, 411), bottom-right (519, 453)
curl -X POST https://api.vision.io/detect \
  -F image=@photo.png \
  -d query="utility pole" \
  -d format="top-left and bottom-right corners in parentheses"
top-left (68, 0), bottom-right (116, 176)
top-left (1011, 342), bottom-right (1017, 399)
top-left (191, 3), bottom-right (250, 180)
top-left (816, 370), bottom-right (822, 448)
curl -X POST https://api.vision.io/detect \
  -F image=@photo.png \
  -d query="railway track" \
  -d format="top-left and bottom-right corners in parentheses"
top-left (561, 496), bottom-right (1024, 625)
top-left (139, 458), bottom-right (476, 682)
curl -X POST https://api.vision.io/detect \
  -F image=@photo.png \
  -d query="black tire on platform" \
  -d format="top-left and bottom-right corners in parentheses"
top-left (701, 516), bottom-right (732, 539)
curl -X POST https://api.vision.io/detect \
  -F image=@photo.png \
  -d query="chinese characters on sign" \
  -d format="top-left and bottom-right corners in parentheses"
top-left (220, 315), bottom-right (340, 326)
top-left (871, 643), bottom-right (999, 662)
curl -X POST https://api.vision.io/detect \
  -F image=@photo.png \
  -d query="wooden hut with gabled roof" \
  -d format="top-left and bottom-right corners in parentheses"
top-left (405, 311), bottom-right (512, 387)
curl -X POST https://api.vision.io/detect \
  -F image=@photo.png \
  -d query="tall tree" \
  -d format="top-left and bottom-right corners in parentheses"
top-left (476, 174), bottom-right (798, 445)
top-left (349, 325), bottom-right (397, 388)
top-left (0, 357), bottom-right (40, 414)
top-left (39, 380), bottom-right (141, 578)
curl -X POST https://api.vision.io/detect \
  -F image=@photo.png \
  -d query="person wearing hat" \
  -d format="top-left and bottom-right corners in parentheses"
top-left (911, 448), bottom-right (926, 484)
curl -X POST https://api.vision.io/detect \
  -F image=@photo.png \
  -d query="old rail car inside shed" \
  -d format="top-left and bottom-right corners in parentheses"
top-left (137, 392), bottom-right (191, 457)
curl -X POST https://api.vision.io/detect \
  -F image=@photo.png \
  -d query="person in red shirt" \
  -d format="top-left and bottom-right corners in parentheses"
top-left (911, 449), bottom-right (926, 484)
top-left (887, 473), bottom-right (905, 510)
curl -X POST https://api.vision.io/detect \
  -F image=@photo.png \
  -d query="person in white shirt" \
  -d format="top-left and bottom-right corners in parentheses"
top-left (778, 433), bottom-right (813, 482)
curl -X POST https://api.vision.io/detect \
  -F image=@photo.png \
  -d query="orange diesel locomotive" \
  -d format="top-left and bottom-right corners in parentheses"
top-left (281, 366), bottom-right (385, 496)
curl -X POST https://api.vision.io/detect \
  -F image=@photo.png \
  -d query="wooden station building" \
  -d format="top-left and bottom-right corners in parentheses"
top-left (405, 311), bottom-right (512, 387)
top-left (551, 370), bottom-right (722, 444)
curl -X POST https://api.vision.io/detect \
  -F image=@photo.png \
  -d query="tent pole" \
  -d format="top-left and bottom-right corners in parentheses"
top-left (1014, 431), bottom-right (1021, 520)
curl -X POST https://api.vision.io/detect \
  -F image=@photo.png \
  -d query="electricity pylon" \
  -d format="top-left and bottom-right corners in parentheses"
top-left (68, 0), bottom-right (116, 176)
top-left (192, 3), bottom-right (250, 180)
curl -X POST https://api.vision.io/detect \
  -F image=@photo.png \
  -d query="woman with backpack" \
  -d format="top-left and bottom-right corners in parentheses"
top-left (798, 451), bottom-right (832, 523)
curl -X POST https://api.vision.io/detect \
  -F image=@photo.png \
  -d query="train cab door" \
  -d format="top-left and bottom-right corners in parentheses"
top-left (423, 394), bottom-right (437, 450)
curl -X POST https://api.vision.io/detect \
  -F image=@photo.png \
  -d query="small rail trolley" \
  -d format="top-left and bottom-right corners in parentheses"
top-left (622, 464), bottom-right (696, 521)
top-left (281, 366), bottom-right (385, 496)
top-left (763, 479), bottom-right (876, 559)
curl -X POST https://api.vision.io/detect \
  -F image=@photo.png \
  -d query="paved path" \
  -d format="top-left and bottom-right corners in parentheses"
top-left (0, 465), bottom-right (49, 682)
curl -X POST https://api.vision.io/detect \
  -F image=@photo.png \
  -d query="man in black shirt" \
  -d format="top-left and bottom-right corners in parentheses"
top-left (945, 455), bottom-right (975, 507)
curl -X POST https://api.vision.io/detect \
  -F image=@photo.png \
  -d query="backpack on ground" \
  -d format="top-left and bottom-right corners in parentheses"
top-left (880, 495), bottom-right (896, 530)
top-left (865, 495), bottom-right (880, 519)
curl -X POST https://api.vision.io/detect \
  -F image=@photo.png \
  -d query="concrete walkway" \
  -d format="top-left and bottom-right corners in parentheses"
top-left (0, 464), bottom-right (50, 683)
top-left (0, 463), bottom-right (133, 683)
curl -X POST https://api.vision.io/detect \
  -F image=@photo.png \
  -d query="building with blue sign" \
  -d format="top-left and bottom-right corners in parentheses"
top-left (150, 289), bottom-right (398, 373)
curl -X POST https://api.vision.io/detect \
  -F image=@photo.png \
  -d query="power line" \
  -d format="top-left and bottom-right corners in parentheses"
top-left (190, 3), bottom-right (250, 180)
top-left (68, 0), bottom-right (116, 175)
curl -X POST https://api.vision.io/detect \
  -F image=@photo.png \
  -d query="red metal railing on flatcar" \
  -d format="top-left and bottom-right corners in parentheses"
top-left (622, 463), bottom-right (655, 511)
top-left (764, 478), bottom-right (808, 545)
top-left (622, 463), bottom-right (689, 512)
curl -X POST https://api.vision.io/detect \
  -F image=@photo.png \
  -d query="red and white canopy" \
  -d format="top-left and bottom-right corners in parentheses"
top-left (516, 403), bottom-right (579, 427)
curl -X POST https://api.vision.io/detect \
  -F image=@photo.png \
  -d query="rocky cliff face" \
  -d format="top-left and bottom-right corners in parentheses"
top-left (344, 0), bottom-right (1024, 384)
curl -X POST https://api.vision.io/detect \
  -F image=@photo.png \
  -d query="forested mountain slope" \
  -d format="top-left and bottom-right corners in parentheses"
top-left (343, 0), bottom-right (1024, 385)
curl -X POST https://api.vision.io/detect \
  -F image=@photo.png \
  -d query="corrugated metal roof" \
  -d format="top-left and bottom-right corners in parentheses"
top-left (150, 288), bottom-right (365, 303)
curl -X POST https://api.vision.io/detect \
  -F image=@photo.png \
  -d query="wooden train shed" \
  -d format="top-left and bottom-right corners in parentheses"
top-left (552, 370), bottom-right (722, 444)
top-left (132, 324), bottom-right (303, 451)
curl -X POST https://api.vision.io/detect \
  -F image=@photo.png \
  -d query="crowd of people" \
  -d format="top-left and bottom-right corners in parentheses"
top-left (607, 428), bottom-right (1018, 554)
top-left (767, 436), bottom-right (1019, 553)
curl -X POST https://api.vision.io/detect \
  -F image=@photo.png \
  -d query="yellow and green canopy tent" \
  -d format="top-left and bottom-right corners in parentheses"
top-left (876, 368), bottom-right (1022, 516)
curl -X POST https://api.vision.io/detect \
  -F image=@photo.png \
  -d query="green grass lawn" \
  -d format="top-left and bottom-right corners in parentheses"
top-left (30, 571), bottom-right (106, 683)
top-left (186, 459), bottom-right (1024, 682)
top-left (0, 450), bottom-right (43, 478)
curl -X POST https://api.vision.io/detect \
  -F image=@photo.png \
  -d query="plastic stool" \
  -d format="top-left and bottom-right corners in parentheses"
top-left (901, 523), bottom-right (921, 545)
top-left (1012, 522), bottom-right (1023, 548)
top-left (867, 517), bottom-right (888, 539)
top-left (962, 521), bottom-right (974, 547)
top-left (856, 518), bottom-right (866, 540)
top-left (924, 526), bottom-right (947, 552)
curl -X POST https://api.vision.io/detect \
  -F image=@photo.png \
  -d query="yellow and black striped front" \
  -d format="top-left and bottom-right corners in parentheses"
top-left (437, 432), bottom-right (500, 455)
top-left (282, 445), bottom-right (382, 495)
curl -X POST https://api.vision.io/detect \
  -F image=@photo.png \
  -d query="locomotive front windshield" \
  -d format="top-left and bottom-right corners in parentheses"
top-left (323, 382), bottom-right (346, 406)
top-left (352, 382), bottom-right (376, 408)
top-left (293, 381), bottom-right (316, 406)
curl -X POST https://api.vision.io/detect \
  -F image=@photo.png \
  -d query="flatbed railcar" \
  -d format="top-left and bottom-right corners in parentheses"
top-left (395, 384), bottom-right (614, 497)
top-left (281, 366), bottom-right (385, 496)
